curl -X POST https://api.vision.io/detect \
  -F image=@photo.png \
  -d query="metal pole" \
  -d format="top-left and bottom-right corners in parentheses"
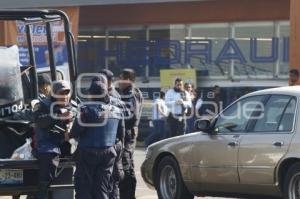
top-left (46, 22), bottom-right (56, 81)
top-left (25, 24), bottom-right (38, 98)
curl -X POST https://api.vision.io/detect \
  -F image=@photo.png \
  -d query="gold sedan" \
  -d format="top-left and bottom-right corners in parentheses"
top-left (141, 86), bottom-right (300, 199)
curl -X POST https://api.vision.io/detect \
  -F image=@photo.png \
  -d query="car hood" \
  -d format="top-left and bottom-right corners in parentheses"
top-left (147, 131), bottom-right (204, 157)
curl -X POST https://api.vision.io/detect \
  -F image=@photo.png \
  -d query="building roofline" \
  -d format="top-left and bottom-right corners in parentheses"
top-left (0, 0), bottom-right (204, 9)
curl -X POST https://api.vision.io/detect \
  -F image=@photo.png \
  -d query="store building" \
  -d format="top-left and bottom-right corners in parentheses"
top-left (0, 0), bottom-right (299, 104)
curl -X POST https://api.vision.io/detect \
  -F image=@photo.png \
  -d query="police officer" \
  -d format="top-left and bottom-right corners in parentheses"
top-left (98, 69), bottom-right (125, 199)
top-left (37, 74), bottom-right (51, 98)
top-left (99, 69), bottom-right (121, 99)
top-left (33, 80), bottom-right (75, 199)
top-left (70, 74), bottom-right (125, 199)
top-left (118, 68), bottom-right (143, 199)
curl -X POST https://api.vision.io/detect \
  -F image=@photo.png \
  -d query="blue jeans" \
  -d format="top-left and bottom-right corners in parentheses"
top-left (145, 119), bottom-right (166, 146)
top-left (186, 116), bottom-right (196, 134)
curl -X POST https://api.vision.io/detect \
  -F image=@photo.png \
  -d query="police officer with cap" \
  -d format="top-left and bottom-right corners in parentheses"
top-left (99, 69), bottom-right (127, 199)
top-left (99, 69), bottom-right (121, 99)
top-left (118, 68), bottom-right (143, 199)
top-left (70, 74), bottom-right (125, 199)
top-left (33, 80), bottom-right (75, 199)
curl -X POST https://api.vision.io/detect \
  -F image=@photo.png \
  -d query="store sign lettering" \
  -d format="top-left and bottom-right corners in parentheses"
top-left (98, 37), bottom-right (289, 66)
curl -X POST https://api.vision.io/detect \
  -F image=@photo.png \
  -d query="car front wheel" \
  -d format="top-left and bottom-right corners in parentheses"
top-left (156, 156), bottom-right (194, 199)
top-left (284, 162), bottom-right (300, 199)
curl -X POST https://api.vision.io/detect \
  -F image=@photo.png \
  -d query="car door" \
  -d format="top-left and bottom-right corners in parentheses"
top-left (191, 95), bottom-right (266, 185)
top-left (238, 95), bottom-right (297, 185)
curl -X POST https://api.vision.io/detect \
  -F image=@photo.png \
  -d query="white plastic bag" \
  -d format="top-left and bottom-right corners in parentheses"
top-left (10, 138), bottom-right (35, 160)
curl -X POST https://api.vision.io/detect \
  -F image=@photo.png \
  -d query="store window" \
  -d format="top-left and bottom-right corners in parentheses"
top-left (108, 27), bottom-right (146, 77)
top-left (148, 25), bottom-right (186, 76)
top-left (77, 21), bottom-right (290, 80)
top-left (77, 27), bottom-right (106, 73)
top-left (279, 21), bottom-right (290, 76)
top-left (190, 23), bottom-right (230, 77)
top-left (234, 22), bottom-right (275, 77)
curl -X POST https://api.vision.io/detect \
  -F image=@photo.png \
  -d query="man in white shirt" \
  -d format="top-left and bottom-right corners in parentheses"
top-left (145, 91), bottom-right (168, 146)
top-left (165, 78), bottom-right (192, 137)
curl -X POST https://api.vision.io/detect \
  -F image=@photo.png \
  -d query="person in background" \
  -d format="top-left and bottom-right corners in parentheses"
top-left (289, 69), bottom-right (300, 86)
top-left (184, 82), bottom-right (196, 133)
top-left (144, 91), bottom-right (168, 146)
top-left (38, 74), bottom-right (51, 98)
top-left (184, 82), bottom-right (195, 101)
top-left (99, 69), bottom-right (121, 99)
top-left (194, 89), bottom-right (204, 119)
top-left (165, 78), bottom-right (192, 137)
top-left (33, 80), bottom-right (75, 199)
top-left (70, 75), bottom-right (124, 199)
top-left (118, 68), bottom-right (143, 199)
top-left (212, 85), bottom-right (222, 115)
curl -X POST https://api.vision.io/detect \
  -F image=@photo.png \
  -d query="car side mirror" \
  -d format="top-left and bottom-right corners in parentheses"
top-left (194, 119), bottom-right (211, 132)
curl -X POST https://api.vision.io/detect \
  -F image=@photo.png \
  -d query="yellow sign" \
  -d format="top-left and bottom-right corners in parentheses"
top-left (160, 69), bottom-right (197, 88)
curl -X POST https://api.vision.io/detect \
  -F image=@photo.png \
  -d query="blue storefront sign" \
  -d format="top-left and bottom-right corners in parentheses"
top-left (80, 37), bottom-right (289, 67)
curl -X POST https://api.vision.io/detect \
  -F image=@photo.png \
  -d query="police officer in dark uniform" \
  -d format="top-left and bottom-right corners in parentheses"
top-left (99, 69), bottom-right (121, 99)
top-left (37, 74), bottom-right (51, 99)
top-left (98, 69), bottom-right (125, 199)
top-left (70, 74), bottom-right (125, 199)
top-left (118, 68), bottom-right (143, 199)
top-left (33, 80), bottom-right (75, 199)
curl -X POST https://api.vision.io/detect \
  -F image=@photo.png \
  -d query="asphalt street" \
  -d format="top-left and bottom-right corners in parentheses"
top-left (0, 147), bottom-right (276, 199)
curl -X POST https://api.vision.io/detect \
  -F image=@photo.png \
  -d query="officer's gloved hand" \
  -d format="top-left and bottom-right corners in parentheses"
top-left (31, 99), bottom-right (40, 112)
top-left (59, 111), bottom-right (74, 122)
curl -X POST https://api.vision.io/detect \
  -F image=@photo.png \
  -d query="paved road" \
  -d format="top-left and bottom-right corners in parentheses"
top-left (0, 147), bottom-right (275, 199)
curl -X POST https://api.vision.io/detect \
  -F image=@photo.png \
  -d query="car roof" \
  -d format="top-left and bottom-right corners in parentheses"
top-left (243, 86), bottom-right (300, 98)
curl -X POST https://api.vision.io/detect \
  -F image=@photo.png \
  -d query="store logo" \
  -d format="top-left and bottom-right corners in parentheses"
top-left (96, 37), bottom-right (289, 66)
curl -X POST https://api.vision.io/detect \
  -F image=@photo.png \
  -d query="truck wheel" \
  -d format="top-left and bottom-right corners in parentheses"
top-left (156, 156), bottom-right (194, 199)
top-left (283, 162), bottom-right (300, 199)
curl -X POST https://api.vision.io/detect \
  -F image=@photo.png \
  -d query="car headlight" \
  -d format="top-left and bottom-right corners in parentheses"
top-left (145, 147), bottom-right (153, 160)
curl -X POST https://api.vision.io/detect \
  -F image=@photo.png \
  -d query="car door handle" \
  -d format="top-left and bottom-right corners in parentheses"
top-left (273, 141), bottom-right (284, 147)
top-left (228, 141), bottom-right (238, 147)
top-left (232, 135), bottom-right (240, 139)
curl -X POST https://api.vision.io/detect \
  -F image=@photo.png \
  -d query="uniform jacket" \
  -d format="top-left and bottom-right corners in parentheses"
top-left (70, 97), bottom-right (125, 149)
top-left (34, 97), bottom-right (76, 154)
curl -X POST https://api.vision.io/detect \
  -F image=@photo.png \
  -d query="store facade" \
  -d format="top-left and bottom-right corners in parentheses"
top-left (0, 0), bottom-right (297, 103)
top-left (75, 0), bottom-right (291, 103)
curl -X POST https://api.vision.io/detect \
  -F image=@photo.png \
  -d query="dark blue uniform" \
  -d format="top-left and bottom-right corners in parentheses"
top-left (71, 98), bottom-right (124, 199)
top-left (119, 86), bottom-right (143, 199)
top-left (109, 95), bottom-right (129, 199)
top-left (33, 97), bottom-right (76, 199)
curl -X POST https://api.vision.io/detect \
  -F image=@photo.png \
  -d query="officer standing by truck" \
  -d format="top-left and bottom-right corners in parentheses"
top-left (118, 68), bottom-right (143, 199)
top-left (98, 69), bottom-right (126, 199)
top-left (33, 80), bottom-right (75, 199)
top-left (70, 74), bottom-right (125, 199)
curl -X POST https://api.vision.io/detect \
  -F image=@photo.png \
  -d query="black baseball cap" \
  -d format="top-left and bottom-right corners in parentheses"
top-left (52, 80), bottom-right (71, 95)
